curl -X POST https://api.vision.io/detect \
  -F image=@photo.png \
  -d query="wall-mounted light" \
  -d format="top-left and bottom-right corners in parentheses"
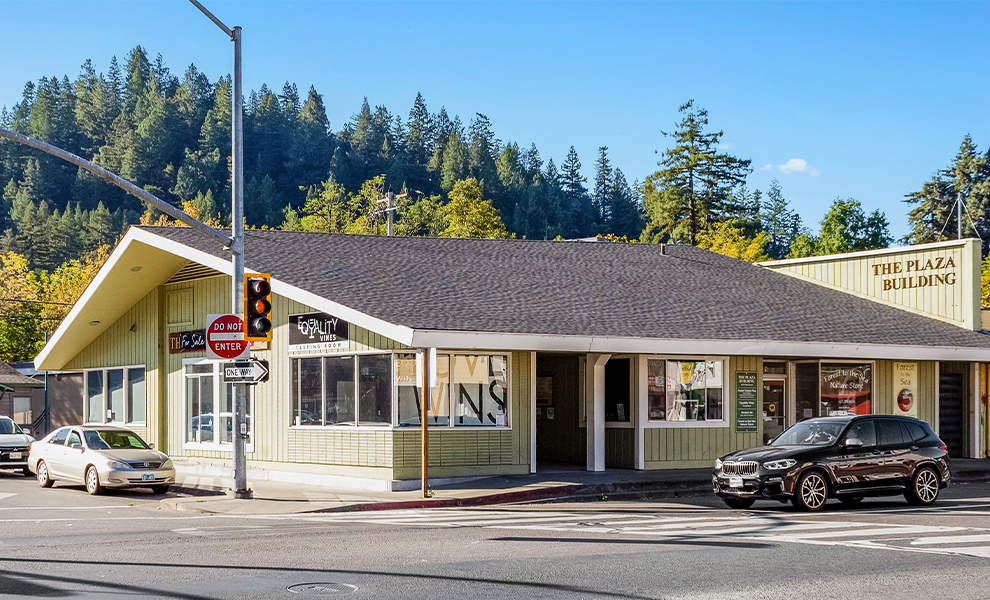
top-left (89, 321), bottom-right (100, 326)
top-left (131, 266), bottom-right (142, 272)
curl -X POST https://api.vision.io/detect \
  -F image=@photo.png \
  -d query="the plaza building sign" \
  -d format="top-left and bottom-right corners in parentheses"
top-left (758, 238), bottom-right (981, 330)
top-left (873, 255), bottom-right (957, 291)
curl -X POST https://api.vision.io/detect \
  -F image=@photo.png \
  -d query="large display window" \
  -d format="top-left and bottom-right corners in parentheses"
top-left (292, 351), bottom-right (509, 428)
top-left (84, 366), bottom-right (146, 425)
top-left (647, 358), bottom-right (726, 424)
top-left (820, 362), bottom-right (872, 416)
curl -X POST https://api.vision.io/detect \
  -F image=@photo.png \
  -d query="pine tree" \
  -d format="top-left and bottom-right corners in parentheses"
top-left (440, 131), bottom-right (467, 192)
top-left (123, 46), bottom-right (151, 114)
top-left (592, 146), bottom-right (613, 228)
top-left (644, 100), bottom-right (752, 245)
top-left (405, 93), bottom-right (433, 167)
top-left (560, 146), bottom-right (593, 237)
top-left (760, 179), bottom-right (801, 259)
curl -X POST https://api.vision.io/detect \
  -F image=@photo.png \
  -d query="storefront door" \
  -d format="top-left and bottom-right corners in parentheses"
top-left (762, 378), bottom-right (786, 445)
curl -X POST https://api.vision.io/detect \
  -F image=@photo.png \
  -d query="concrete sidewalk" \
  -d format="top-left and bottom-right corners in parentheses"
top-left (160, 458), bottom-right (990, 516)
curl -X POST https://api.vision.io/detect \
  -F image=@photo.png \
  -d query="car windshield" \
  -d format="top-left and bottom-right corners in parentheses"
top-left (771, 421), bottom-right (845, 447)
top-left (87, 430), bottom-right (150, 450)
top-left (0, 419), bottom-right (22, 435)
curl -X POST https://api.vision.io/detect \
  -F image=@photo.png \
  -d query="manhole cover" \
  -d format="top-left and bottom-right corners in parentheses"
top-left (287, 582), bottom-right (358, 595)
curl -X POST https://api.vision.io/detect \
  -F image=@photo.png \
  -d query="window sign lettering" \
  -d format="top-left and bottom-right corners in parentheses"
top-left (820, 363), bottom-right (872, 416)
top-left (735, 371), bottom-right (759, 433)
top-left (288, 312), bottom-right (349, 353)
top-left (169, 330), bottom-right (206, 354)
top-left (453, 354), bottom-right (508, 426)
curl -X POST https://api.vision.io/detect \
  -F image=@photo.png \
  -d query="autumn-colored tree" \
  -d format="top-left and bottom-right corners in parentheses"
top-left (696, 221), bottom-right (769, 262)
top-left (440, 179), bottom-right (511, 239)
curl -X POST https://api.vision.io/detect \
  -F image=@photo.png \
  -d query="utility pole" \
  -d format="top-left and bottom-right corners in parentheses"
top-left (190, 0), bottom-right (251, 499)
top-left (376, 188), bottom-right (403, 236)
top-left (958, 192), bottom-right (964, 240)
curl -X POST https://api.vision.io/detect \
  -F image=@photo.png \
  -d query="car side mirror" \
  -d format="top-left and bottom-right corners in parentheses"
top-left (149, 443), bottom-right (155, 449)
top-left (844, 438), bottom-right (863, 449)
top-left (71, 443), bottom-right (83, 451)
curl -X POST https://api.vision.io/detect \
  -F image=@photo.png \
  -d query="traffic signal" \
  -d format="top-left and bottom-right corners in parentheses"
top-left (244, 273), bottom-right (272, 341)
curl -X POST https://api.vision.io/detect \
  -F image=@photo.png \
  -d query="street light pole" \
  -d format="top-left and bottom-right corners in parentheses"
top-left (190, 0), bottom-right (251, 499)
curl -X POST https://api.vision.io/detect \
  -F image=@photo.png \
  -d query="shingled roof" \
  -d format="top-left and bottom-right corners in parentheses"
top-left (142, 227), bottom-right (990, 352)
top-left (0, 361), bottom-right (44, 389)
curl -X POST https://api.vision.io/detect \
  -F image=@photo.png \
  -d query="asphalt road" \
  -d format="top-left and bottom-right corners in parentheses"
top-left (3, 471), bottom-right (990, 599)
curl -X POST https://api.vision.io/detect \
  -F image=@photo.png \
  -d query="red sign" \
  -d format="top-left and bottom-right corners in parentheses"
top-left (206, 314), bottom-right (250, 360)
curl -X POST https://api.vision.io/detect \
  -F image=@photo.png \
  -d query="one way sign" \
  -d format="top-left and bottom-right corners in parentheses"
top-left (222, 359), bottom-right (270, 384)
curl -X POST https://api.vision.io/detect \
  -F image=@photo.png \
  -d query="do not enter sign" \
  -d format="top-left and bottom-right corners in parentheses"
top-left (206, 314), bottom-right (250, 360)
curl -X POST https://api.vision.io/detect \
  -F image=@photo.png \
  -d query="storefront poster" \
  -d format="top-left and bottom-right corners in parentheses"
top-left (288, 312), bottom-right (349, 353)
top-left (536, 376), bottom-right (554, 406)
top-left (735, 371), bottom-right (759, 433)
top-left (894, 362), bottom-right (918, 418)
top-left (820, 363), bottom-right (872, 415)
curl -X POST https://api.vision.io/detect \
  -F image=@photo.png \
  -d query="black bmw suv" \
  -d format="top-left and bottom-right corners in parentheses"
top-left (713, 415), bottom-right (949, 511)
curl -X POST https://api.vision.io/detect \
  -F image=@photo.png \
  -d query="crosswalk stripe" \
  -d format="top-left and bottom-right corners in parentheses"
top-left (911, 533), bottom-right (990, 545)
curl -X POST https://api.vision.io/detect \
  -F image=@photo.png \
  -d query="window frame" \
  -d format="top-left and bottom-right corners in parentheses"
top-left (644, 355), bottom-right (730, 429)
top-left (288, 349), bottom-right (513, 430)
top-left (82, 365), bottom-right (148, 426)
top-left (288, 349), bottom-right (393, 429)
top-left (182, 357), bottom-right (255, 452)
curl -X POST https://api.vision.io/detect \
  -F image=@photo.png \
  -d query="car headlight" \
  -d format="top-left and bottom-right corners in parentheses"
top-left (161, 459), bottom-right (173, 469)
top-left (107, 460), bottom-right (130, 470)
top-left (763, 458), bottom-right (796, 471)
top-left (714, 458), bottom-right (723, 470)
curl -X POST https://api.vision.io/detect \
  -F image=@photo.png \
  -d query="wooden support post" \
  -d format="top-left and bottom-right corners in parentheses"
top-left (420, 348), bottom-right (430, 497)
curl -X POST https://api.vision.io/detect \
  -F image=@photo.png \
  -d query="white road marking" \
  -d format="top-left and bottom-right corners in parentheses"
top-left (911, 533), bottom-right (990, 545)
top-left (0, 493), bottom-right (16, 501)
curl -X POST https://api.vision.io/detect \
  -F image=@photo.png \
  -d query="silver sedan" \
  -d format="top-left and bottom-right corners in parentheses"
top-left (29, 425), bottom-right (175, 495)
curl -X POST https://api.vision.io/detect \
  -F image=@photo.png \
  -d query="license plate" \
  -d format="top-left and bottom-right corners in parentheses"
top-left (8, 452), bottom-right (22, 459)
top-left (142, 474), bottom-right (155, 481)
top-left (729, 477), bottom-right (743, 488)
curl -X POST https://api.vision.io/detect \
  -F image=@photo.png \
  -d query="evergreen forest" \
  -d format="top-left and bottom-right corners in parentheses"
top-left (2, 46), bottom-right (990, 361)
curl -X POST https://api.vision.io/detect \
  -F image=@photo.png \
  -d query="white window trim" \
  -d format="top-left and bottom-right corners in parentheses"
top-left (83, 365), bottom-right (147, 426)
top-left (287, 350), bottom-right (393, 429)
top-left (182, 357), bottom-right (254, 453)
top-left (643, 355), bottom-right (731, 429)
top-left (287, 349), bottom-right (513, 431)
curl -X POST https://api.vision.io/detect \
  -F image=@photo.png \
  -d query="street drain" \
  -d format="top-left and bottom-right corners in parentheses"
top-left (287, 583), bottom-right (358, 595)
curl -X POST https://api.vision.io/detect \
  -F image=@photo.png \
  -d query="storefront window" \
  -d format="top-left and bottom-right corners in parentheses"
top-left (452, 354), bottom-right (508, 427)
top-left (395, 353), bottom-right (451, 426)
top-left (647, 360), bottom-right (666, 420)
top-left (820, 363), bottom-right (872, 416)
top-left (184, 361), bottom-right (252, 447)
top-left (655, 359), bottom-right (724, 422)
top-left (605, 358), bottom-right (630, 422)
top-left (359, 355), bottom-right (392, 424)
top-left (85, 366), bottom-right (146, 424)
top-left (291, 352), bottom-right (506, 428)
top-left (326, 356), bottom-right (356, 425)
top-left (290, 354), bottom-right (387, 427)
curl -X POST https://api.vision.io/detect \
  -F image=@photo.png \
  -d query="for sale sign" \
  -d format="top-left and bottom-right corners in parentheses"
top-left (206, 314), bottom-right (250, 360)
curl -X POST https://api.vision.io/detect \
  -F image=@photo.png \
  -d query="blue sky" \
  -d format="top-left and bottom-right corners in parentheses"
top-left (2, 1), bottom-right (988, 240)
